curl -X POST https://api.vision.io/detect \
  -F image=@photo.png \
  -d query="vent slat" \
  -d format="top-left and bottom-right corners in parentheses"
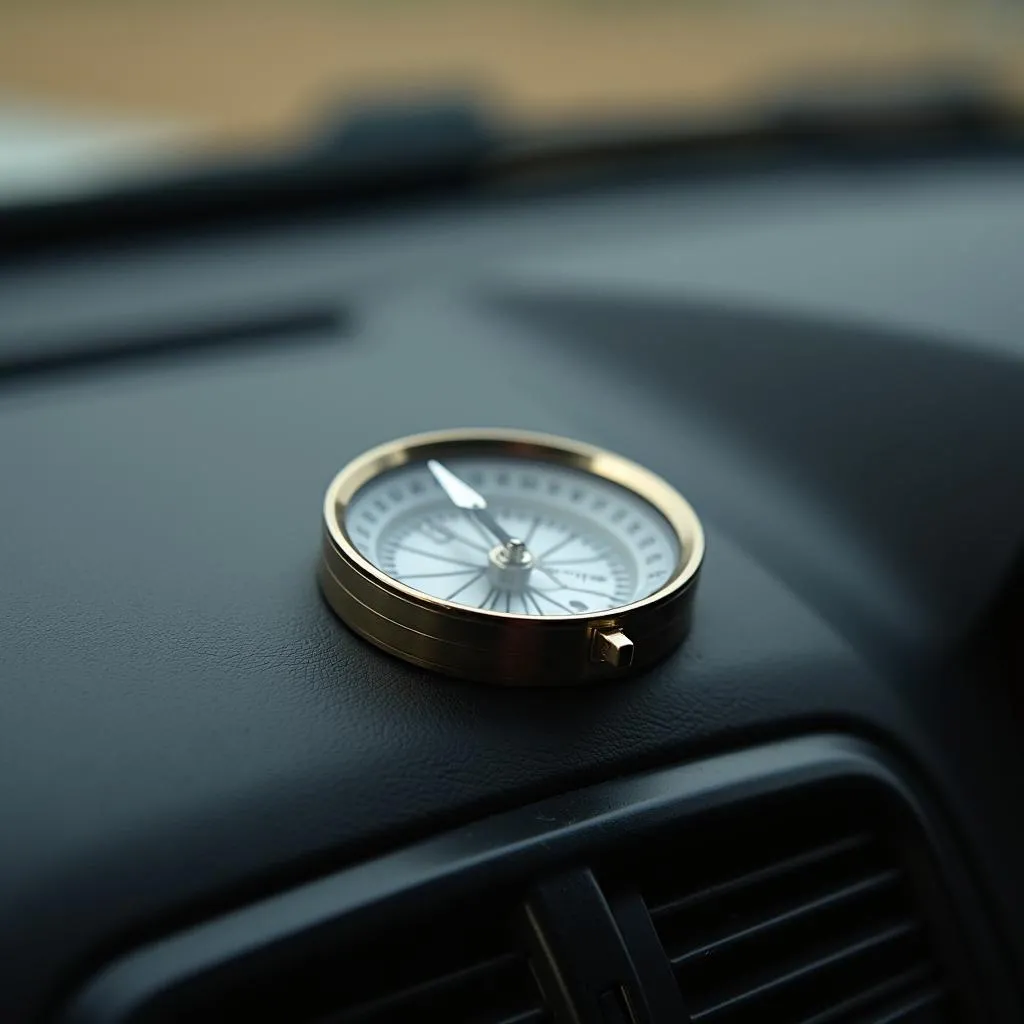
top-left (338, 1008), bottom-right (546, 1024)
top-left (634, 795), bottom-right (962, 1024)
top-left (689, 920), bottom-right (920, 1022)
top-left (670, 869), bottom-right (902, 967)
top-left (793, 965), bottom-right (937, 1024)
top-left (495, 1011), bottom-right (548, 1024)
top-left (173, 894), bottom-right (548, 1024)
top-left (649, 833), bottom-right (873, 921)
top-left (323, 1001), bottom-right (546, 1024)
top-left (866, 988), bottom-right (945, 1024)
top-left (325, 951), bottom-right (544, 1024)
top-left (332, 953), bottom-right (515, 1019)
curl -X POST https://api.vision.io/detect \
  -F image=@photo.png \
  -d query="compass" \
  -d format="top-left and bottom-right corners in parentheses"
top-left (320, 428), bottom-right (704, 684)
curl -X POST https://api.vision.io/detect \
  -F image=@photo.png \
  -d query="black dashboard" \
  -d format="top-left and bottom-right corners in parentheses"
top-left (2, 148), bottom-right (1024, 1023)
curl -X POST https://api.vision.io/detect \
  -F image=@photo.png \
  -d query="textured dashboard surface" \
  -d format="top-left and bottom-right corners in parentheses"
top-left (2, 158), bottom-right (1024, 1022)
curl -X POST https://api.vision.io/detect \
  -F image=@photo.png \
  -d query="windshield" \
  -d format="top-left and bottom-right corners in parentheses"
top-left (2, 1), bottom-right (1022, 206)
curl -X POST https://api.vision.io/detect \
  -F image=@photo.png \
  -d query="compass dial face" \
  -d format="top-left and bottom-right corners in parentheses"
top-left (345, 456), bottom-right (681, 616)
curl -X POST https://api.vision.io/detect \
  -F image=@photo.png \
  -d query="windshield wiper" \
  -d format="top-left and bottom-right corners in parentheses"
top-left (0, 95), bottom-right (499, 251)
top-left (3, 69), bottom-right (1022, 255)
top-left (502, 67), bottom-right (1023, 168)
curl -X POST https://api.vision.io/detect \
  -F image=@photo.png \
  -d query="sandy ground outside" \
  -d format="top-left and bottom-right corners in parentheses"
top-left (1, 1), bottom-right (1023, 153)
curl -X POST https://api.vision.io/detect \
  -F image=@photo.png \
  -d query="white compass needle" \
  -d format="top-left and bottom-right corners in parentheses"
top-left (426, 459), bottom-right (487, 511)
top-left (426, 459), bottom-right (521, 552)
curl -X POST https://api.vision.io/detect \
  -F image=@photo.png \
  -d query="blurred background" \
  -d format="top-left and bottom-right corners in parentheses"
top-left (2, 0), bottom-right (1023, 203)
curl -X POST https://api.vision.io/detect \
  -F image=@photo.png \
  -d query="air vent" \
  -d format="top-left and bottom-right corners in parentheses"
top-left (634, 792), bottom-right (958, 1024)
top-left (306, 942), bottom-right (546, 1024)
top-left (167, 898), bottom-right (547, 1024)
top-left (64, 740), bottom-right (1003, 1024)
top-left (0, 303), bottom-right (345, 380)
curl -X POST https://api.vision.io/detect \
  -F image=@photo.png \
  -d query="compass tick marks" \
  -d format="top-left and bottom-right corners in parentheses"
top-left (398, 568), bottom-right (480, 581)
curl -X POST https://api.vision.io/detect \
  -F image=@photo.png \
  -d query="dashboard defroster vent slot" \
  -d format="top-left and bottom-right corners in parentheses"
top-left (634, 794), bottom-right (957, 1024)
top-left (0, 303), bottom-right (345, 381)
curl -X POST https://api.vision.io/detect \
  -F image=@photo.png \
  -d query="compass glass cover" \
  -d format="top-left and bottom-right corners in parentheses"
top-left (344, 456), bottom-right (681, 616)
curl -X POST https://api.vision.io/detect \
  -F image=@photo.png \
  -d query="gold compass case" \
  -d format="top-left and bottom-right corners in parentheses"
top-left (319, 428), bottom-right (704, 685)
